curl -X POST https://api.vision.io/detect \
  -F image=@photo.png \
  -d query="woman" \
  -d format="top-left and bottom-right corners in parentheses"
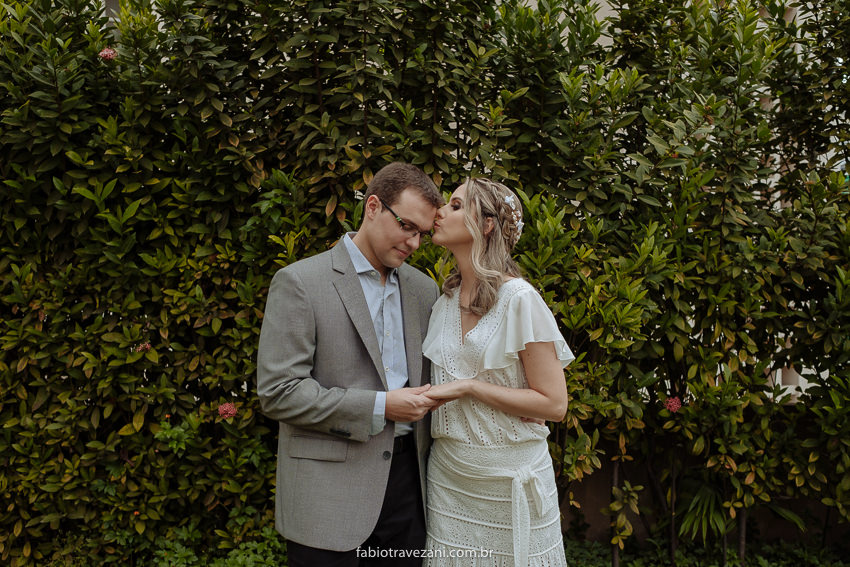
top-left (422, 178), bottom-right (574, 566)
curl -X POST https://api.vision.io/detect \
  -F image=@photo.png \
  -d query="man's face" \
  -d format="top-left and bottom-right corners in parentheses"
top-left (367, 188), bottom-right (437, 271)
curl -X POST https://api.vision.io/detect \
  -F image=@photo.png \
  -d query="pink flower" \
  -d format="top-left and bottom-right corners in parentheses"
top-left (99, 47), bottom-right (117, 60)
top-left (135, 342), bottom-right (151, 352)
top-left (218, 403), bottom-right (237, 419)
top-left (665, 396), bottom-right (682, 413)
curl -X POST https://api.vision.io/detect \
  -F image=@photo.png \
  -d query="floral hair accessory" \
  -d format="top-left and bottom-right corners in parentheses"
top-left (502, 193), bottom-right (523, 245)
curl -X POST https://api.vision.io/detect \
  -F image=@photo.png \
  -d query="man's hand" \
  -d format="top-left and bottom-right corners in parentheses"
top-left (385, 384), bottom-right (440, 422)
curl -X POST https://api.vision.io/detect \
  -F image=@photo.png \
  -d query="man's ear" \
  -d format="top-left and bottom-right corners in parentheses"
top-left (364, 195), bottom-right (381, 220)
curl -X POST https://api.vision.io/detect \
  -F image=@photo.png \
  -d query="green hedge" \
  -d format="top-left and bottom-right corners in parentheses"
top-left (1, 0), bottom-right (848, 565)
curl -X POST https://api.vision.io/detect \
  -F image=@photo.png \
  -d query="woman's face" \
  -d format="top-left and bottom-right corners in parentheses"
top-left (431, 183), bottom-right (474, 249)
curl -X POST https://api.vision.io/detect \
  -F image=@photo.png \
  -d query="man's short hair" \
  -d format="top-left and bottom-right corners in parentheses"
top-left (363, 162), bottom-right (444, 208)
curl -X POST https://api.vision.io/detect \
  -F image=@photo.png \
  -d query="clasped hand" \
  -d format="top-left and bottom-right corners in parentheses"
top-left (385, 384), bottom-right (442, 422)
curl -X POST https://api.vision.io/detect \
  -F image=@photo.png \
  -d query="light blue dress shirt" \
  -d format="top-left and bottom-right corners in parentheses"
top-left (342, 234), bottom-right (412, 437)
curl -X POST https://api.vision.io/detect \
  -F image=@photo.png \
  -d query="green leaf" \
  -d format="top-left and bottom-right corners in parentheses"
top-left (133, 410), bottom-right (144, 432)
top-left (646, 134), bottom-right (670, 155)
top-left (636, 194), bottom-right (662, 207)
top-left (122, 198), bottom-right (142, 223)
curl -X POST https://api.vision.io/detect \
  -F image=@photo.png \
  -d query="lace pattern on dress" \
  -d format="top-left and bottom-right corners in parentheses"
top-left (442, 279), bottom-right (526, 380)
top-left (425, 440), bottom-right (568, 567)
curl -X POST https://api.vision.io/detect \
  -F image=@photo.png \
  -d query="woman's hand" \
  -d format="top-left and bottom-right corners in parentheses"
top-left (424, 380), bottom-right (474, 401)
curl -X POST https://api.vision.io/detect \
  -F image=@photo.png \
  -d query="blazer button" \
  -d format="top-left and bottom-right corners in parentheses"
top-left (382, 451), bottom-right (392, 460)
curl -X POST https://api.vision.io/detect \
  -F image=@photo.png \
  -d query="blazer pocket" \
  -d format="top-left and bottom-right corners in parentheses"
top-left (288, 432), bottom-right (349, 462)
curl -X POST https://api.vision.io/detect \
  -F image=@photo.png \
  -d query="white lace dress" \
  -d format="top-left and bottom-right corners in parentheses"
top-left (422, 278), bottom-right (574, 567)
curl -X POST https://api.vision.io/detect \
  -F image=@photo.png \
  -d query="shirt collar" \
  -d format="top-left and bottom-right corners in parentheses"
top-left (343, 233), bottom-right (398, 280)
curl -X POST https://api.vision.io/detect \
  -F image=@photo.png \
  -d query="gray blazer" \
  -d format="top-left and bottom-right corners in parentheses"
top-left (257, 241), bottom-right (439, 551)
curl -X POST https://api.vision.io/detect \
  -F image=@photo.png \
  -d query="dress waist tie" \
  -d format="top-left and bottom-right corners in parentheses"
top-left (432, 440), bottom-right (553, 566)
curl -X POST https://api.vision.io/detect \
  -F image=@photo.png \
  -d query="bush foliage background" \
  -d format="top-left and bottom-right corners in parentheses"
top-left (0, 0), bottom-right (848, 564)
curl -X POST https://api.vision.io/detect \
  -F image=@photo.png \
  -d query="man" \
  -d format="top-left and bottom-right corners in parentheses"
top-left (257, 162), bottom-right (444, 566)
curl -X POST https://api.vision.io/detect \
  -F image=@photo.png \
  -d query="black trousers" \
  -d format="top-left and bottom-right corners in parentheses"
top-left (286, 436), bottom-right (426, 567)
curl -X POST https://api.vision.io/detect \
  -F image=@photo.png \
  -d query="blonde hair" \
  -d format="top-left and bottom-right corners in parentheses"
top-left (443, 178), bottom-right (524, 315)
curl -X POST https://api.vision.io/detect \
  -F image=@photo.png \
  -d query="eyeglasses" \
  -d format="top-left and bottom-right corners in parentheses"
top-left (378, 197), bottom-right (431, 239)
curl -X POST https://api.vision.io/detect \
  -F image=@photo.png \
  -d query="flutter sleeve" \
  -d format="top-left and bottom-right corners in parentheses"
top-left (481, 284), bottom-right (575, 371)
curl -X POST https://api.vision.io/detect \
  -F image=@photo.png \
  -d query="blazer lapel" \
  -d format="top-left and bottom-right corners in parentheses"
top-left (399, 266), bottom-right (423, 388)
top-left (331, 243), bottom-right (388, 389)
